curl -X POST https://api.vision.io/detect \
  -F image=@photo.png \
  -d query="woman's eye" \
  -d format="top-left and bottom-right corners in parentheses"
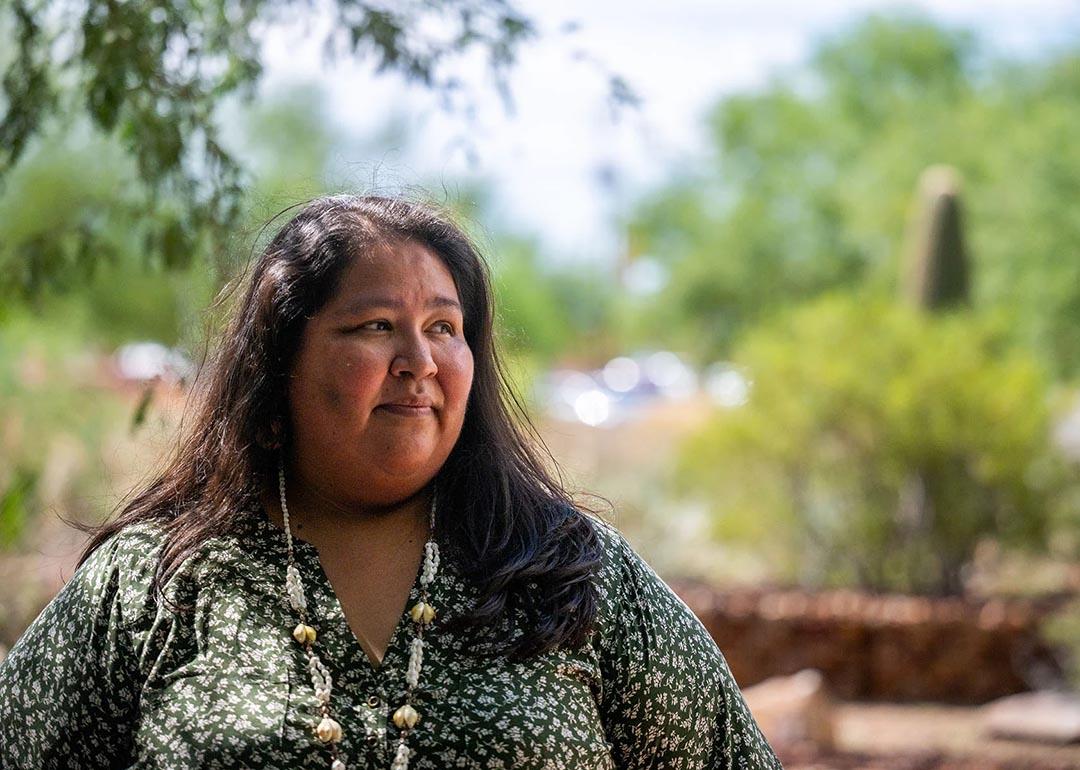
top-left (359, 320), bottom-right (391, 331)
top-left (345, 320), bottom-right (454, 334)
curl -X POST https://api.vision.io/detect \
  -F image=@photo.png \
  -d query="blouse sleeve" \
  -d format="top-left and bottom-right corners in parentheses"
top-left (593, 523), bottom-right (782, 770)
top-left (0, 526), bottom-right (161, 769)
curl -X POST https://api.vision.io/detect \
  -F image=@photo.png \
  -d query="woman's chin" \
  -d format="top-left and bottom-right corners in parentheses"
top-left (370, 455), bottom-right (441, 484)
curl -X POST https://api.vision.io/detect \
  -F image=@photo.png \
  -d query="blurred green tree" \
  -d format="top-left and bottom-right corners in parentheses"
top-left (0, 85), bottom-right (348, 547)
top-left (0, 83), bottom-right (346, 345)
top-left (677, 293), bottom-right (1080, 593)
top-left (493, 235), bottom-right (573, 361)
top-left (0, 0), bottom-right (539, 302)
top-left (627, 13), bottom-right (1080, 380)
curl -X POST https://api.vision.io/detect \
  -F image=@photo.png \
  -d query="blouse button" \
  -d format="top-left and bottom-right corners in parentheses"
top-left (367, 695), bottom-right (382, 708)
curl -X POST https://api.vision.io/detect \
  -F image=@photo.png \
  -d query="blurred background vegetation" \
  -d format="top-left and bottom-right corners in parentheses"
top-left (2, 4), bottom-right (1079, 690)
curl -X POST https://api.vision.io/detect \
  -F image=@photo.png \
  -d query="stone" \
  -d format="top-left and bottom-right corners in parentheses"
top-left (983, 691), bottom-right (1080, 744)
top-left (742, 668), bottom-right (834, 750)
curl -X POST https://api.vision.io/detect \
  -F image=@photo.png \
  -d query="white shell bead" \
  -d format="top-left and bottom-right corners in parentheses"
top-left (406, 638), bottom-right (424, 688)
top-left (286, 564), bottom-right (307, 612)
top-left (420, 542), bottom-right (440, 585)
top-left (391, 742), bottom-right (411, 770)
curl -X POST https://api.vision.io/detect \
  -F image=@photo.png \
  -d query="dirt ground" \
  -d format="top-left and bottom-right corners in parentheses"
top-left (774, 702), bottom-right (1080, 770)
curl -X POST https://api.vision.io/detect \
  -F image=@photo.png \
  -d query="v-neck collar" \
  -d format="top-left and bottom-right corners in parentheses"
top-left (241, 503), bottom-right (431, 684)
top-left (320, 543), bottom-right (425, 674)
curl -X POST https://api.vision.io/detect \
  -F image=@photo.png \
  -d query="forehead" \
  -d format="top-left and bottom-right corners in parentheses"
top-left (329, 239), bottom-right (461, 307)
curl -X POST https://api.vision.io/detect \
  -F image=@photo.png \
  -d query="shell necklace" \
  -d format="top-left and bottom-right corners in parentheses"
top-left (278, 457), bottom-right (439, 770)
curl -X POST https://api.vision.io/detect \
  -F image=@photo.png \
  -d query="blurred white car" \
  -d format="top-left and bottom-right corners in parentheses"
top-left (537, 350), bottom-right (702, 426)
top-left (113, 342), bottom-right (195, 386)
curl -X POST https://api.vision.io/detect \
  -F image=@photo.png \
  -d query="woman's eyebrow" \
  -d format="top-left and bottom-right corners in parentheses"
top-left (336, 296), bottom-right (462, 316)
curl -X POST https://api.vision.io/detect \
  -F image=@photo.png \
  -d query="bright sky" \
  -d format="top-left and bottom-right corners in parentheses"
top-left (261, 0), bottom-right (1079, 264)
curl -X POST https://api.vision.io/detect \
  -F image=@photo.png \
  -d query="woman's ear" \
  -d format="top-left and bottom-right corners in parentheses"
top-left (256, 416), bottom-right (285, 450)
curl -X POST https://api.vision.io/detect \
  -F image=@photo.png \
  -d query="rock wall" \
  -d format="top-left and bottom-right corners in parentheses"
top-left (671, 581), bottom-right (1068, 703)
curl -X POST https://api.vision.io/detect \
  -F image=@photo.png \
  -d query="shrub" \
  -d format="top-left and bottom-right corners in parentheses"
top-left (678, 293), bottom-right (1080, 593)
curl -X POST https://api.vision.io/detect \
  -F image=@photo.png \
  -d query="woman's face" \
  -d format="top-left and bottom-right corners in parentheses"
top-left (285, 239), bottom-right (474, 508)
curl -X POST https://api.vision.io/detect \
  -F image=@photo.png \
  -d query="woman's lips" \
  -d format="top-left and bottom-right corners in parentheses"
top-left (376, 404), bottom-right (434, 417)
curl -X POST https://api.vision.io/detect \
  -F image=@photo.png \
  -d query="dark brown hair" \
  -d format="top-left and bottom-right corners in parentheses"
top-left (80, 194), bottom-right (603, 659)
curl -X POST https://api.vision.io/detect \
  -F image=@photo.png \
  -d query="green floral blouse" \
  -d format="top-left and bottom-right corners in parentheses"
top-left (0, 506), bottom-right (781, 769)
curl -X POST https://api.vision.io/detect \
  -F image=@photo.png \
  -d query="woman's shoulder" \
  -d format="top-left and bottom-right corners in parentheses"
top-left (580, 512), bottom-right (725, 663)
top-left (579, 512), bottom-right (654, 595)
top-left (86, 519), bottom-right (169, 563)
top-left (579, 513), bottom-right (656, 613)
top-left (77, 520), bottom-right (167, 586)
top-left (82, 508), bottom-right (271, 581)
top-left (74, 513), bottom-right (259, 619)
top-left (68, 520), bottom-right (170, 626)
top-left (572, 516), bottom-right (781, 767)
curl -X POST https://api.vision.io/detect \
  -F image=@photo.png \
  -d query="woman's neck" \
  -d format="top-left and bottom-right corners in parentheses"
top-left (260, 481), bottom-right (431, 560)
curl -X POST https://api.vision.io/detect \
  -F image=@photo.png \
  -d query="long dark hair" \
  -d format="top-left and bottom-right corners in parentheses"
top-left (80, 194), bottom-right (604, 660)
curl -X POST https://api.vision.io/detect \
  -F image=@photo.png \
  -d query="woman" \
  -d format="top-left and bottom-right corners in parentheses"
top-left (0, 195), bottom-right (781, 769)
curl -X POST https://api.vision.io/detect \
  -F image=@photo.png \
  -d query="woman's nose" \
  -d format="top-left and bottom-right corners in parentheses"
top-left (390, 333), bottom-right (438, 379)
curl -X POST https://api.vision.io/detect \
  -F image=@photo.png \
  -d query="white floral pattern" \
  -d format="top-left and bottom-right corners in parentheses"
top-left (0, 506), bottom-right (781, 769)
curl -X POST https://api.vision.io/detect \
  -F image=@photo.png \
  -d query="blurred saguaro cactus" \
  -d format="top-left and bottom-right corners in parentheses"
top-left (898, 166), bottom-right (972, 585)
top-left (901, 165), bottom-right (971, 310)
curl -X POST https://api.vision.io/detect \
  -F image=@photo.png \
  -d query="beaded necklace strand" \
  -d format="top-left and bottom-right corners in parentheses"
top-left (278, 457), bottom-right (440, 770)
